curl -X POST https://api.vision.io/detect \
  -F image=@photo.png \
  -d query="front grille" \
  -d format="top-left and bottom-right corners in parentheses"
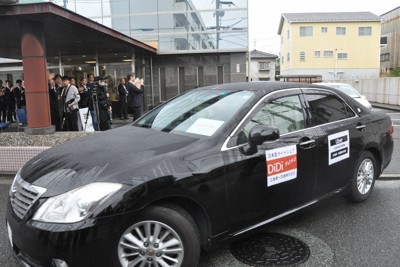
top-left (10, 174), bottom-right (46, 220)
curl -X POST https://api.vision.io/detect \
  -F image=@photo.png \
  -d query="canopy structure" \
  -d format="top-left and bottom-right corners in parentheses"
top-left (0, 2), bottom-right (156, 134)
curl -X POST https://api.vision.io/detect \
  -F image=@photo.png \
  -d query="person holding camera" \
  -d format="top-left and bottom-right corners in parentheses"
top-left (126, 72), bottom-right (144, 121)
top-left (61, 75), bottom-right (80, 131)
top-left (96, 76), bottom-right (112, 131)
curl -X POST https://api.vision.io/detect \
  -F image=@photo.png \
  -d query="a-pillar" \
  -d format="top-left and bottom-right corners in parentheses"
top-left (20, 21), bottom-right (54, 135)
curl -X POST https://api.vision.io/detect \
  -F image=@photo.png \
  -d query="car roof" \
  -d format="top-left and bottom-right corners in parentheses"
top-left (195, 81), bottom-right (369, 114)
top-left (314, 82), bottom-right (352, 86)
top-left (197, 81), bottom-right (326, 93)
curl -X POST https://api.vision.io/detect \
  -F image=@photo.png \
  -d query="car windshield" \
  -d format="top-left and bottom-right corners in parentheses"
top-left (332, 84), bottom-right (361, 98)
top-left (135, 89), bottom-right (255, 137)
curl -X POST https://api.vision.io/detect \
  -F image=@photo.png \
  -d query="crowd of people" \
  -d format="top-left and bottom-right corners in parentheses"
top-left (48, 73), bottom-right (112, 131)
top-left (48, 71), bottom-right (144, 132)
top-left (0, 79), bottom-right (26, 124)
top-left (0, 71), bottom-right (144, 132)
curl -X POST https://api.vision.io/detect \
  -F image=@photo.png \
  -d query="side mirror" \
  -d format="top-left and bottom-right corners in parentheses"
top-left (241, 125), bottom-right (280, 155)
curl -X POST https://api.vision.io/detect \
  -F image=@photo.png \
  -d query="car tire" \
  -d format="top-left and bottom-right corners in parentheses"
top-left (117, 204), bottom-right (200, 267)
top-left (347, 151), bottom-right (377, 203)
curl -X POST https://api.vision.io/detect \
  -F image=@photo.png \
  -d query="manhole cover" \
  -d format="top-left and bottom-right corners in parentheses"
top-left (230, 232), bottom-right (310, 266)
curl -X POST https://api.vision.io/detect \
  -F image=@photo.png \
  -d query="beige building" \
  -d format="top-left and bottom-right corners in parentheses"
top-left (249, 50), bottom-right (278, 81)
top-left (278, 12), bottom-right (381, 81)
top-left (380, 6), bottom-right (400, 74)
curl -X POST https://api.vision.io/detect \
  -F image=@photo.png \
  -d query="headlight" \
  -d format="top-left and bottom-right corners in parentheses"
top-left (33, 182), bottom-right (122, 223)
top-left (9, 170), bottom-right (21, 197)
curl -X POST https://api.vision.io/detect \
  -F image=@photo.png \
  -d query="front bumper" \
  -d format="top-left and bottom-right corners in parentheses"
top-left (6, 201), bottom-right (133, 267)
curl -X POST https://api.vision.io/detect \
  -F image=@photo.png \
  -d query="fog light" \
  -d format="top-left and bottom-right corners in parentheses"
top-left (52, 259), bottom-right (68, 267)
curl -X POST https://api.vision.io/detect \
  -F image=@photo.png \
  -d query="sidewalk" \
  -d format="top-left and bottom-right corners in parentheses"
top-left (0, 118), bottom-right (132, 175)
top-left (371, 102), bottom-right (400, 111)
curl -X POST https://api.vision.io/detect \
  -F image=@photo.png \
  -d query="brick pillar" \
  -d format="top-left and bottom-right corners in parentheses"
top-left (20, 21), bottom-right (54, 135)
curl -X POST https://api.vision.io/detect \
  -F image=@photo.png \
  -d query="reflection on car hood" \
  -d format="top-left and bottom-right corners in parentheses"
top-left (20, 126), bottom-right (198, 195)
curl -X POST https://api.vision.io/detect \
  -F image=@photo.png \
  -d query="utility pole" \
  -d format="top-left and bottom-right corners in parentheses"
top-left (215, 1), bottom-right (235, 49)
top-left (216, 0), bottom-right (220, 49)
top-left (334, 48), bottom-right (338, 81)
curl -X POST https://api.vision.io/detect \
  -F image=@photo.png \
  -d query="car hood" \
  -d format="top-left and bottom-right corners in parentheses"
top-left (20, 125), bottom-right (200, 196)
top-left (354, 97), bottom-right (372, 110)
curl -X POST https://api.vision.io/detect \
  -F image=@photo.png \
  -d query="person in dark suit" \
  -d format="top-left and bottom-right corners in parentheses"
top-left (126, 72), bottom-right (144, 121)
top-left (78, 77), bottom-right (90, 109)
top-left (0, 80), bottom-right (7, 123)
top-left (49, 78), bottom-right (61, 130)
top-left (5, 80), bottom-right (16, 123)
top-left (117, 78), bottom-right (128, 120)
top-left (96, 76), bottom-right (111, 131)
top-left (13, 79), bottom-right (24, 109)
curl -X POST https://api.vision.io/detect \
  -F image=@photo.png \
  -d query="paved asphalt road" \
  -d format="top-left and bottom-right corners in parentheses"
top-left (1, 179), bottom-right (400, 267)
top-left (1, 107), bottom-right (399, 267)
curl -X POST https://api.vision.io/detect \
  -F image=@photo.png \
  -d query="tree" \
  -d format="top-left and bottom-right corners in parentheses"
top-left (389, 67), bottom-right (400, 77)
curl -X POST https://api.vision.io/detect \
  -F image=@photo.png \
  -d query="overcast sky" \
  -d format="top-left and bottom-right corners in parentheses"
top-left (248, 0), bottom-right (400, 55)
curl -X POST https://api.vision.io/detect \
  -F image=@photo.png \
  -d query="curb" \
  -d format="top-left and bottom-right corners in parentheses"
top-left (379, 174), bottom-right (400, 180)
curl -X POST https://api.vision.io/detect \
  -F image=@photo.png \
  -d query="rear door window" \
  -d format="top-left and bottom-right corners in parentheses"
top-left (304, 93), bottom-right (355, 126)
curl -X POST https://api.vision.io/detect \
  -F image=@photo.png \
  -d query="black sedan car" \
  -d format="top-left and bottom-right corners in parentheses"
top-left (7, 82), bottom-right (393, 267)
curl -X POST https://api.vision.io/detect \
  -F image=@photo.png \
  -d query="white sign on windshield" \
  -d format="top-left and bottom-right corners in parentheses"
top-left (187, 118), bottom-right (224, 136)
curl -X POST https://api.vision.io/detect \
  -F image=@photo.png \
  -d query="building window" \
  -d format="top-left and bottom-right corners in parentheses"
top-left (197, 66), bottom-right (204, 87)
top-left (287, 52), bottom-right (290, 62)
top-left (321, 27), bottom-right (328, 33)
top-left (174, 14), bottom-right (188, 28)
top-left (338, 53), bottom-right (348, 60)
top-left (217, 66), bottom-right (223, 84)
top-left (287, 30), bottom-right (290, 39)
top-left (359, 27), bottom-right (372, 36)
top-left (300, 26), bottom-right (313, 37)
top-left (380, 53), bottom-right (390, 62)
top-left (381, 36), bottom-right (388, 46)
top-left (324, 51), bottom-right (333, 57)
top-left (259, 61), bottom-right (270, 71)
top-left (300, 51), bottom-right (306, 61)
top-left (281, 56), bottom-right (284, 64)
top-left (314, 51), bottom-right (320, 58)
top-left (336, 27), bottom-right (346, 35)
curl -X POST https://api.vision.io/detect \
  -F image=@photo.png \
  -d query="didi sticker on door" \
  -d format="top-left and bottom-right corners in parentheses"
top-left (266, 145), bottom-right (297, 187)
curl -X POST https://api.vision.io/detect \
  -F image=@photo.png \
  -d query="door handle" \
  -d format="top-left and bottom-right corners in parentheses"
top-left (356, 124), bottom-right (366, 131)
top-left (299, 139), bottom-right (316, 149)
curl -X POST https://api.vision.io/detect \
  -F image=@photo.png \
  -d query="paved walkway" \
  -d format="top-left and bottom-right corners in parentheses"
top-left (371, 102), bottom-right (400, 111)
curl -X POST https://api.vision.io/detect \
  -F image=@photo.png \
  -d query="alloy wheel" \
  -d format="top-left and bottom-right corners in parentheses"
top-left (356, 158), bottom-right (374, 195)
top-left (118, 220), bottom-right (184, 267)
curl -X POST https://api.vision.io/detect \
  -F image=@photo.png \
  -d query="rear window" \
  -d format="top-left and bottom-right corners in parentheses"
top-left (304, 94), bottom-right (355, 125)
